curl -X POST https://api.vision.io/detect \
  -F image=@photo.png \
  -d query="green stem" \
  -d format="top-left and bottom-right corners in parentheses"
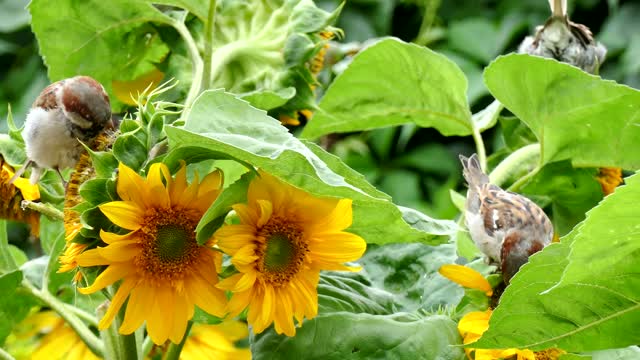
top-left (20, 200), bottom-right (63, 221)
top-left (414, 0), bottom-right (442, 46)
top-left (163, 321), bottom-right (194, 360)
top-left (471, 126), bottom-right (487, 172)
top-left (22, 280), bottom-right (104, 357)
top-left (489, 143), bottom-right (541, 189)
top-left (172, 18), bottom-right (203, 113)
top-left (141, 334), bottom-right (154, 359)
top-left (202, 0), bottom-right (217, 90)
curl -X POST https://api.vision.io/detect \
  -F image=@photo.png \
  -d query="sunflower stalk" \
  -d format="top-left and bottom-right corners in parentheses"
top-left (171, 16), bottom-right (203, 112)
top-left (202, 0), bottom-right (218, 90)
top-left (163, 321), bottom-right (193, 360)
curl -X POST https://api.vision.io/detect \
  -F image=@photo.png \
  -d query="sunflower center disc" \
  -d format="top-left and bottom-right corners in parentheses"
top-left (155, 224), bottom-right (190, 262)
top-left (264, 233), bottom-right (296, 272)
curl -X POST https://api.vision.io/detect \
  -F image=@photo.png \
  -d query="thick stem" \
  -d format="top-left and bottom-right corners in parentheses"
top-left (489, 143), bottom-right (541, 189)
top-left (172, 19), bottom-right (203, 113)
top-left (23, 280), bottom-right (104, 357)
top-left (163, 321), bottom-right (194, 360)
top-left (20, 200), bottom-right (63, 221)
top-left (202, 0), bottom-right (217, 90)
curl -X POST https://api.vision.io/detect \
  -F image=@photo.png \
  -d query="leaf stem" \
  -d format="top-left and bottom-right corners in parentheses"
top-left (22, 280), bottom-right (104, 357)
top-left (202, 0), bottom-right (217, 90)
top-left (171, 18), bottom-right (203, 113)
top-left (471, 126), bottom-right (487, 172)
top-left (163, 321), bottom-right (193, 360)
top-left (20, 200), bottom-right (63, 221)
top-left (489, 143), bottom-right (541, 189)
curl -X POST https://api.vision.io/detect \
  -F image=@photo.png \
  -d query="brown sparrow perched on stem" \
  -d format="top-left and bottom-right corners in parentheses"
top-left (11, 76), bottom-right (112, 184)
top-left (460, 154), bottom-right (554, 284)
top-left (518, 0), bottom-right (606, 74)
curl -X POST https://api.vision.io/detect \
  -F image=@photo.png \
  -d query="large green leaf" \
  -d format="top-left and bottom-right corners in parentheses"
top-left (0, 220), bottom-right (18, 273)
top-left (0, 270), bottom-right (37, 346)
top-left (29, 0), bottom-right (172, 109)
top-left (251, 313), bottom-right (464, 360)
top-left (484, 54), bottom-right (640, 169)
top-left (166, 90), bottom-right (457, 245)
top-left (302, 38), bottom-right (472, 139)
top-left (474, 172), bottom-right (640, 352)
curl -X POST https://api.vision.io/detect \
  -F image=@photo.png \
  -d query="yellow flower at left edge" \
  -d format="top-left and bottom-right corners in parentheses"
top-left (6, 311), bottom-right (99, 360)
top-left (75, 162), bottom-right (228, 345)
top-left (0, 157), bottom-right (40, 235)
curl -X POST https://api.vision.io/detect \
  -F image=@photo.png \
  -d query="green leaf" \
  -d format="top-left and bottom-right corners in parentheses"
top-left (474, 172), bottom-right (640, 352)
top-left (112, 133), bottom-right (148, 171)
top-left (167, 90), bottom-right (453, 245)
top-left (471, 100), bottom-right (503, 132)
top-left (521, 161), bottom-right (602, 235)
top-left (79, 178), bottom-right (112, 206)
top-left (302, 38), bottom-right (472, 139)
top-left (0, 220), bottom-right (18, 273)
top-left (0, 270), bottom-right (36, 346)
top-left (29, 0), bottom-right (172, 110)
top-left (251, 313), bottom-right (464, 360)
top-left (591, 347), bottom-right (640, 360)
top-left (318, 272), bottom-right (398, 315)
top-left (240, 87), bottom-right (296, 111)
top-left (149, 0), bottom-right (208, 22)
top-left (484, 54), bottom-right (640, 169)
top-left (87, 149), bottom-right (119, 179)
top-left (0, 134), bottom-right (26, 166)
top-left (195, 171), bottom-right (255, 245)
top-left (360, 243), bottom-right (462, 312)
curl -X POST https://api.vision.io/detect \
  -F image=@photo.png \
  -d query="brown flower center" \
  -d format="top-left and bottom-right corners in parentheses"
top-left (136, 208), bottom-right (202, 282)
top-left (256, 216), bottom-right (307, 286)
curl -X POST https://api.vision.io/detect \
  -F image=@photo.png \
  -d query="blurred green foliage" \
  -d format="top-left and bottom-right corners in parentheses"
top-left (1, 0), bottom-right (636, 219)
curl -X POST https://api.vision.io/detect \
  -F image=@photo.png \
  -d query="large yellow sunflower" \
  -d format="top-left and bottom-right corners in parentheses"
top-left (75, 162), bottom-right (228, 344)
top-left (215, 171), bottom-right (366, 336)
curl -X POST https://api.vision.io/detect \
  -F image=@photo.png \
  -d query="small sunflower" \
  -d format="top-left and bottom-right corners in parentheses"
top-left (7, 311), bottom-right (100, 360)
top-left (458, 309), bottom-right (565, 360)
top-left (180, 320), bottom-right (251, 360)
top-left (0, 156), bottom-right (40, 235)
top-left (215, 171), bottom-right (366, 336)
top-left (75, 162), bottom-right (227, 344)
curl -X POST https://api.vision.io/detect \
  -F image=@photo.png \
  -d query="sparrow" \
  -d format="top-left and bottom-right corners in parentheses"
top-left (11, 76), bottom-right (112, 184)
top-left (518, 0), bottom-right (606, 74)
top-left (460, 154), bottom-right (553, 284)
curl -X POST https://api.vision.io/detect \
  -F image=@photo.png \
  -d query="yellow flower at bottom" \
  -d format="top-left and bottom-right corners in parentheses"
top-left (215, 172), bottom-right (366, 336)
top-left (180, 320), bottom-right (251, 360)
top-left (10, 311), bottom-right (100, 360)
top-left (458, 310), bottom-right (564, 360)
top-left (75, 162), bottom-right (228, 344)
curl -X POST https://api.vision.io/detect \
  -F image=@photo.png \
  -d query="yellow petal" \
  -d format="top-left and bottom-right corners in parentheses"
top-left (189, 273), bottom-right (227, 317)
top-left (255, 199), bottom-right (273, 228)
top-left (273, 288), bottom-right (295, 336)
top-left (308, 232), bottom-right (367, 264)
top-left (120, 283), bottom-right (150, 334)
top-left (170, 294), bottom-right (190, 344)
top-left (215, 225), bottom-right (256, 255)
top-left (99, 201), bottom-right (144, 231)
top-left (117, 163), bottom-right (148, 207)
top-left (233, 204), bottom-right (259, 227)
top-left (145, 163), bottom-right (170, 208)
top-left (112, 69), bottom-right (164, 106)
top-left (78, 263), bottom-right (134, 294)
top-left (97, 240), bottom-right (139, 262)
top-left (198, 169), bottom-right (223, 196)
top-left (100, 229), bottom-right (136, 244)
top-left (458, 310), bottom-right (492, 338)
top-left (74, 248), bottom-right (107, 267)
top-left (168, 163), bottom-right (188, 204)
top-left (97, 277), bottom-right (136, 329)
top-left (439, 264), bottom-right (493, 297)
top-left (13, 177), bottom-right (40, 201)
top-left (308, 198), bottom-right (352, 232)
top-left (233, 271), bottom-right (257, 292)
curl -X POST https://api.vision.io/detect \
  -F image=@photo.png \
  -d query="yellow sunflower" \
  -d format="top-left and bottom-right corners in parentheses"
top-left (215, 171), bottom-right (366, 336)
top-left (75, 162), bottom-right (228, 344)
top-left (180, 320), bottom-right (251, 360)
top-left (1, 157), bottom-right (40, 235)
top-left (458, 310), bottom-right (565, 360)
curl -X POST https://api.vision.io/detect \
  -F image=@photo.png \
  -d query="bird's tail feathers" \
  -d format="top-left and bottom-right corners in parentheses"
top-left (459, 154), bottom-right (489, 189)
